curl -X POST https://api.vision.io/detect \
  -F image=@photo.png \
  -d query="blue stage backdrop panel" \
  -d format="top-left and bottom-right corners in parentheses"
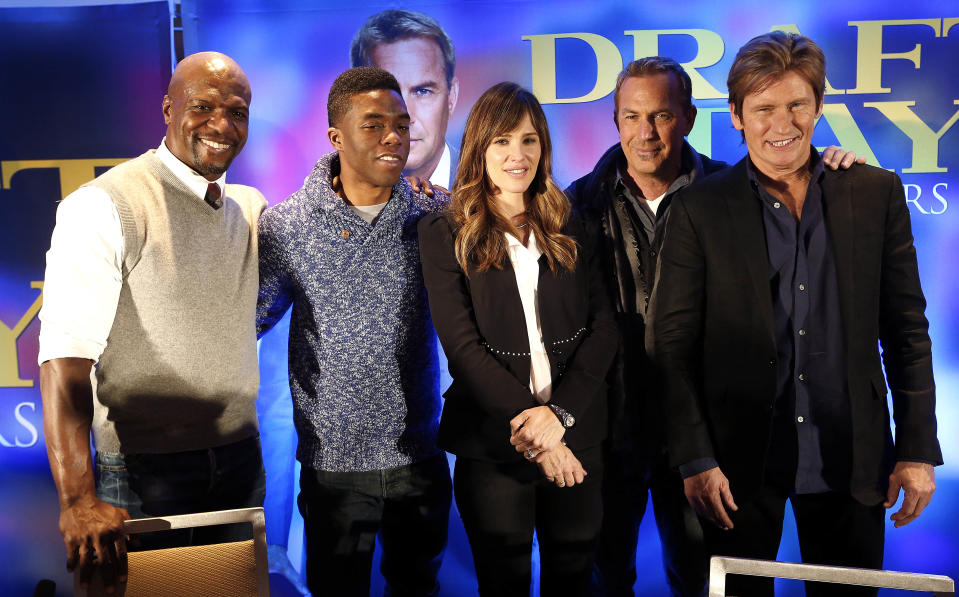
top-left (186, 1), bottom-right (959, 595)
top-left (1, 0), bottom-right (957, 595)
top-left (0, 2), bottom-right (170, 595)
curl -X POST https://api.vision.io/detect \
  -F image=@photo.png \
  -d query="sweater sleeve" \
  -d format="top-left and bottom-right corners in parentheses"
top-left (256, 206), bottom-right (294, 337)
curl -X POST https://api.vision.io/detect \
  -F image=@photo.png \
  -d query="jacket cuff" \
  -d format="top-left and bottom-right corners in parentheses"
top-left (679, 457), bottom-right (718, 479)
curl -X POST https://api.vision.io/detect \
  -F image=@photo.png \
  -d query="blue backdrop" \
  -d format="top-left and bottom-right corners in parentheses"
top-left (1, 1), bottom-right (956, 595)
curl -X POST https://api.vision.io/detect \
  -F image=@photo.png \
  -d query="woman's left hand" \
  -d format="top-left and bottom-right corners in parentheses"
top-left (509, 405), bottom-right (565, 454)
top-left (533, 444), bottom-right (586, 488)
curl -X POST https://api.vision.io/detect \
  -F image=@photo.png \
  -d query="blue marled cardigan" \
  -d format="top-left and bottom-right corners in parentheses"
top-left (257, 151), bottom-right (449, 472)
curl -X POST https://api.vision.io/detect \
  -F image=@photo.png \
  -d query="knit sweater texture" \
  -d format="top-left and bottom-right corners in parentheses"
top-left (88, 151), bottom-right (266, 454)
top-left (257, 151), bottom-right (449, 472)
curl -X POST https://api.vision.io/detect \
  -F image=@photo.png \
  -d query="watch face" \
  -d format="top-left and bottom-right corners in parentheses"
top-left (565, 414), bottom-right (575, 428)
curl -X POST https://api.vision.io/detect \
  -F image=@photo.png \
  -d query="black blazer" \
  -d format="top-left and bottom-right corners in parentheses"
top-left (646, 157), bottom-right (942, 505)
top-left (418, 212), bottom-right (618, 462)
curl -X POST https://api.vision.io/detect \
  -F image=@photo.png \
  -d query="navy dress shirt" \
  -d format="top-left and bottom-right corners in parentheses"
top-left (748, 152), bottom-right (852, 494)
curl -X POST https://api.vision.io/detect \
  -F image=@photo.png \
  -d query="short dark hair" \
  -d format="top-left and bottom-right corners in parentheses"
top-left (327, 66), bottom-right (402, 127)
top-left (350, 9), bottom-right (456, 87)
top-left (613, 56), bottom-right (693, 118)
top-left (727, 31), bottom-right (825, 121)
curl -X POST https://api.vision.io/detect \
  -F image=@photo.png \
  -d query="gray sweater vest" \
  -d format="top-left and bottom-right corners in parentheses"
top-left (86, 151), bottom-right (265, 454)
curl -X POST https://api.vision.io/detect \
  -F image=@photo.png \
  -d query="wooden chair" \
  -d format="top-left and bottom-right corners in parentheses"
top-left (75, 507), bottom-right (270, 597)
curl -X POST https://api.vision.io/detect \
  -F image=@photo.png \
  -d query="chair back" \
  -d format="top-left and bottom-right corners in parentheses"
top-left (708, 556), bottom-right (954, 596)
top-left (75, 507), bottom-right (270, 597)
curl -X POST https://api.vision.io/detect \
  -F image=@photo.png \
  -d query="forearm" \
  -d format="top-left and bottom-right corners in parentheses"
top-left (40, 358), bottom-right (98, 509)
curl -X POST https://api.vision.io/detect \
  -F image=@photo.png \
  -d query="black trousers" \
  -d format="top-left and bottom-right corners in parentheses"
top-left (298, 453), bottom-right (452, 597)
top-left (702, 485), bottom-right (885, 597)
top-left (454, 447), bottom-right (604, 597)
top-left (589, 451), bottom-right (707, 597)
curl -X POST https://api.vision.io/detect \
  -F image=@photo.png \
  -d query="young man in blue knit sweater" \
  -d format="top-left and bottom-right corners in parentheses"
top-left (256, 67), bottom-right (451, 597)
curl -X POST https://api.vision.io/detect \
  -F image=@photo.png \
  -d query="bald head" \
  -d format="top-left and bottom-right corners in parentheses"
top-left (162, 52), bottom-right (252, 180)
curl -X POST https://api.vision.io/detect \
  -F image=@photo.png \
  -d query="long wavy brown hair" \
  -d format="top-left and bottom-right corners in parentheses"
top-left (451, 82), bottom-right (577, 274)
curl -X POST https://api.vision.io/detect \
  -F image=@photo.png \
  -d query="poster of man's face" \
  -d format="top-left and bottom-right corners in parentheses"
top-left (351, 10), bottom-right (459, 186)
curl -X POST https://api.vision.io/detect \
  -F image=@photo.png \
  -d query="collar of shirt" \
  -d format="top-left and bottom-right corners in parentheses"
top-left (305, 152), bottom-right (411, 229)
top-left (156, 137), bottom-right (226, 201)
top-left (505, 229), bottom-right (543, 263)
top-left (746, 145), bottom-right (825, 201)
top-left (430, 144), bottom-right (452, 190)
top-left (613, 139), bottom-right (704, 202)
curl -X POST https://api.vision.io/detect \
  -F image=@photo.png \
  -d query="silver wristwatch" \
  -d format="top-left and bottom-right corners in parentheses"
top-left (548, 403), bottom-right (575, 429)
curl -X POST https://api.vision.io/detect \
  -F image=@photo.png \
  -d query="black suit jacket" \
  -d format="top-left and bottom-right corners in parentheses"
top-left (418, 212), bottom-right (618, 462)
top-left (646, 156), bottom-right (942, 505)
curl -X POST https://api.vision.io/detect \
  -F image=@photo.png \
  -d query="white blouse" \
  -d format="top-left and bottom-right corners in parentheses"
top-left (505, 230), bottom-right (552, 404)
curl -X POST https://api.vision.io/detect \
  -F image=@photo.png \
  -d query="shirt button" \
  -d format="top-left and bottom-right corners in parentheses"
top-left (341, 229), bottom-right (350, 239)
top-left (798, 329), bottom-right (806, 336)
top-left (798, 283), bottom-right (805, 291)
top-left (773, 202), bottom-right (781, 209)
top-left (797, 416), bottom-right (805, 423)
top-left (798, 373), bottom-right (806, 381)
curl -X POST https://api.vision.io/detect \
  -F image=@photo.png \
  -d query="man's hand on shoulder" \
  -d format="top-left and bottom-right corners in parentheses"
top-left (885, 461), bottom-right (936, 528)
top-left (683, 466), bottom-right (738, 530)
top-left (822, 145), bottom-right (867, 170)
top-left (405, 175), bottom-right (449, 197)
top-left (60, 495), bottom-right (130, 591)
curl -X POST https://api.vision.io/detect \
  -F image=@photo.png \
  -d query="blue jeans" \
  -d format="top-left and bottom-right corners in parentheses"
top-left (96, 435), bottom-right (266, 549)
top-left (298, 452), bottom-right (452, 597)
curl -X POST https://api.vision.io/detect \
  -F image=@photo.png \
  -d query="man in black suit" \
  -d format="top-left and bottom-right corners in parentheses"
top-left (647, 31), bottom-right (941, 597)
top-left (568, 57), bottom-right (860, 597)
top-left (566, 57), bottom-right (724, 597)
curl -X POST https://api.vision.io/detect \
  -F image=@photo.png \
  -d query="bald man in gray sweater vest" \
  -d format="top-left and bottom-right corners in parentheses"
top-left (38, 52), bottom-right (266, 590)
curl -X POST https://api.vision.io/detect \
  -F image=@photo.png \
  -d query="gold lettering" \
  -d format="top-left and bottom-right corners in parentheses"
top-left (863, 100), bottom-right (959, 173)
top-left (771, 24), bottom-right (845, 94)
top-left (2, 158), bottom-right (127, 200)
top-left (944, 18), bottom-right (959, 36)
top-left (848, 19), bottom-right (941, 94)
top-left (687, 107), bottom-right (729, 158)
top-left (0, 282), bottom-right (43, 388)
top-left (523, 33), bottom-right (622, 104)
top-left (625, 29), bottom-right (726, 99)
top-left (816, 104), bottom-right (882, 167)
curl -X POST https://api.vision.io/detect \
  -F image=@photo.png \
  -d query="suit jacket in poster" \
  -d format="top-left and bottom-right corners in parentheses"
top-left (646, 156), bottom-right (942, 505)
top-left (418, 212), bottom-right (618, 462)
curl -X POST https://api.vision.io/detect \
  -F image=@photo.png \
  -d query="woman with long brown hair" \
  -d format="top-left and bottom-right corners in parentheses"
top-left (418, 82), bottom-right (617, 596)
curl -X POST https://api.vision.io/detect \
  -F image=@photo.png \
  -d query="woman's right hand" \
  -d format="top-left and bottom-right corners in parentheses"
top-left (533, 443), bottom-right (587, 488)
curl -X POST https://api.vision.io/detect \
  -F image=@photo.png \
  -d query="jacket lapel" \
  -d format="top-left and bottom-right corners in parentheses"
top-left (473, 257), bottom-right (531, 353)
top-left (724, 159), bottom-right (776, 349)
top-left (821, 170), bottom-right (856, 345)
